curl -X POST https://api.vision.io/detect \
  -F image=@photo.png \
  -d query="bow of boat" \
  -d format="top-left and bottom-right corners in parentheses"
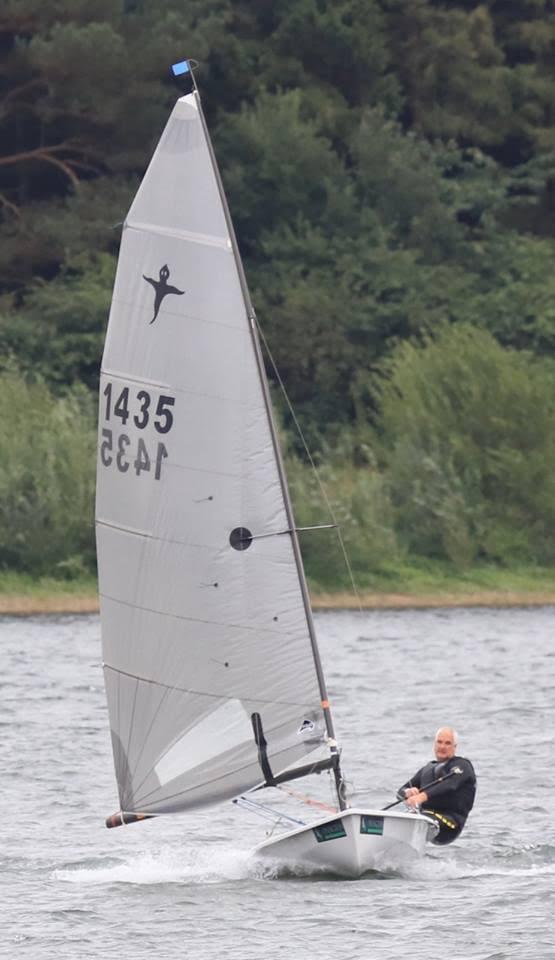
top-left (254, 807), bottom-right (438, 878)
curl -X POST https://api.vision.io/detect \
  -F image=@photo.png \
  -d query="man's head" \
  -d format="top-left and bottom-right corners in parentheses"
top-left (434, 727), bottom-right (458, 761)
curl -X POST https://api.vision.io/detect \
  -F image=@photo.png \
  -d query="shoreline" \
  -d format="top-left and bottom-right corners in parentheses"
top-left (312, 590), bottom-right (555, 610)
top-left (1, 589), bottom-right (554, 616)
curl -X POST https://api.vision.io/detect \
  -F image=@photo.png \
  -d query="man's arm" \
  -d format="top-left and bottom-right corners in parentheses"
top-left (422, 759), bottom-right (474, 802)
top-left (404, 787), bottom-right (428, 808)
top-left (404, 759), bottom-right (474, 809)
top-left (397, 767), bottom-right (423, 800)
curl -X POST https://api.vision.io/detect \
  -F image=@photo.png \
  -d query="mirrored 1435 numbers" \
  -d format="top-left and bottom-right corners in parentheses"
top-left (100, 381), bottom-right (175, 480)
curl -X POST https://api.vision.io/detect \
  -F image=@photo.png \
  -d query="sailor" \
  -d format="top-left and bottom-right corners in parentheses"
top-left (398, 727), bottom-right (476, 845)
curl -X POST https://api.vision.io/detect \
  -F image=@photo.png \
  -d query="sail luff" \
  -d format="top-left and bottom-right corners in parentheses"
top-left (190, 71), bottom-right (346, 809)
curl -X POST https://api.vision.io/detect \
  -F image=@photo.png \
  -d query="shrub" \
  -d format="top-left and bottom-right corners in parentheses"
top-left (0, 371), bottom-right (96, 574)
top-left (377, 324), bottom-right (555, 566)
top-left (286, 439), bottom-right (400, 588)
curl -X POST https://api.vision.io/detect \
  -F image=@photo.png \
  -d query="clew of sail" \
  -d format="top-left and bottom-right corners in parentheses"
top-left (96, 79), bottom-right (339, 819)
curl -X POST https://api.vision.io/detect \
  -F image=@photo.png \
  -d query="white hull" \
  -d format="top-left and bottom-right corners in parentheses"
top-left (254, 807), bottom-right (438, 878)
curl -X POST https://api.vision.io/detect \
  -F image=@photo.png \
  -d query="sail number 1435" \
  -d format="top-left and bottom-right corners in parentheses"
top-left (100, 381), bottom-right (175, 480)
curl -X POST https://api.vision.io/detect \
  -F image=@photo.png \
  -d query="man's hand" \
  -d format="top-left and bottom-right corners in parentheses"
top-left (405, 790), bottom-right (428, 808)
top-left (403, 787), bottom-right (420, 798)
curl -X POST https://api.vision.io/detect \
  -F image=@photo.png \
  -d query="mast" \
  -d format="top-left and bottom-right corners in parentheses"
top-left (177, 61), bottom-right (346, 811)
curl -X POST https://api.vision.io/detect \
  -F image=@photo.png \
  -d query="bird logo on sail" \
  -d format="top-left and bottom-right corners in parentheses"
top-left (143, 264), bottom-right (185, 324)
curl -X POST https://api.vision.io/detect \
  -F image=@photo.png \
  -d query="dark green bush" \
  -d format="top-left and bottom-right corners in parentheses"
top-left (377, 324), bottom-right (555, 566)
top-left (0, 371), bottom-right (96, 574)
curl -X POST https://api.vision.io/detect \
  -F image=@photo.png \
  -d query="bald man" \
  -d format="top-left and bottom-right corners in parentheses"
top-left (397, 727), bottom-right (476, 845)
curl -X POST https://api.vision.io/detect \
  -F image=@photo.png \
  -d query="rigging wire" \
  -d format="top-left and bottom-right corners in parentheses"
top-left (256, 319), bottom-right (364, 615)
top-left (233, 795), bottom-right (305, 827)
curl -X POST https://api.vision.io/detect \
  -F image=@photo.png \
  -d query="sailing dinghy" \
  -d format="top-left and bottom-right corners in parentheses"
top-left (95, 60), bottom-right (437, 877)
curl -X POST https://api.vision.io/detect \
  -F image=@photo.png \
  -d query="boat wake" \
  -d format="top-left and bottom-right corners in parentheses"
top-left (52, 844), bottom-right (257, 886)
top-left (51, 839), bottom-right (555, 885)
top-left (401, 842), bottom-right (555, 882)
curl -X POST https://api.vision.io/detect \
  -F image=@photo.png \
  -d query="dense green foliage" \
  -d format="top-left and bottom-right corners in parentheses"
top-left (0, 371), bottom-right (96, 574)
top-left (378, 325), bottom-right (555, 567)
top-left (1, 1), bottom-right (555, 577)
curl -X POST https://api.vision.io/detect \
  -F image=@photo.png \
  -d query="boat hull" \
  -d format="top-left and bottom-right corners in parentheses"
top-left (254, 807), bottom-right (438, 877)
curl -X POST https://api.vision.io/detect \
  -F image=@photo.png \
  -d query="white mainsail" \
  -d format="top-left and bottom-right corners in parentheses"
top-left (96, 68), bottom-right (341, 819)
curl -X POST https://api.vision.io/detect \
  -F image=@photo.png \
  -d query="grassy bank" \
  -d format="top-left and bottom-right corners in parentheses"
top-left (0, 564), bottom-right (553, 615)
top-left (311, 561), bottom-right (555, 609)
top-left (0, 573), bottom-right (99, 615)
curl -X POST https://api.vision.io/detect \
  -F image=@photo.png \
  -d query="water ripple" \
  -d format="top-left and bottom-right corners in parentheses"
top-left (2, 608), bottom-right (554, 960)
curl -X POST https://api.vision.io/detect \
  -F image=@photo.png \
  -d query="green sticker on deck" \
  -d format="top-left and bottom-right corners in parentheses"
top-left (313, 819), bottom-right (347, 843)
top-left (360, 815), bottom-right (384, 836)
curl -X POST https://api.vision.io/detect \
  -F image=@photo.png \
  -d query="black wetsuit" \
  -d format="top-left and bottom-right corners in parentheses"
top-left (398, 755), bottom-right (476, 845)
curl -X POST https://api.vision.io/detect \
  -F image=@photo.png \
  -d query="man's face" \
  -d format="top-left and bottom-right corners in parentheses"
top-left (434, 729), bottom-right (457, 760)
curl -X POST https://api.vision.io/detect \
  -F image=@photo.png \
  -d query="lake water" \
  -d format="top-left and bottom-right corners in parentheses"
top-left (2, 607), bottom-right (553, 959)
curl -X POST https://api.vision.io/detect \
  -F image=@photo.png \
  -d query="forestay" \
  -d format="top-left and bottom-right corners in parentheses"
top-left (96, 85), bottom-right (332, 817)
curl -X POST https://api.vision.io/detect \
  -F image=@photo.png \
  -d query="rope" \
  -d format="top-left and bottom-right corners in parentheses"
top-left (256, 319), bottom-right (363, 614)
top-left (277, 784), bottom-right (337, 814)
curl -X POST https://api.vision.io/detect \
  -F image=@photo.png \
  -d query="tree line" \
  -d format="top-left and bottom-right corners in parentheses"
top-left (1, 1), bottom-right (554, 578)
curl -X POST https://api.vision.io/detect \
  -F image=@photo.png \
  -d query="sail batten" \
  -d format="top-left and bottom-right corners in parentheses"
top-left (127, 221), bottom-right (233, 249)
top-left (96, 73), bottom-right (343, 818)
top-left (97, 521), bottom-right (292, 546)
top-left (99, 592), bottom-right (303, 635)
top-left (100, 371), bottom-right (171, 389)
top-left (104, 664), bottom-right (320, 711)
